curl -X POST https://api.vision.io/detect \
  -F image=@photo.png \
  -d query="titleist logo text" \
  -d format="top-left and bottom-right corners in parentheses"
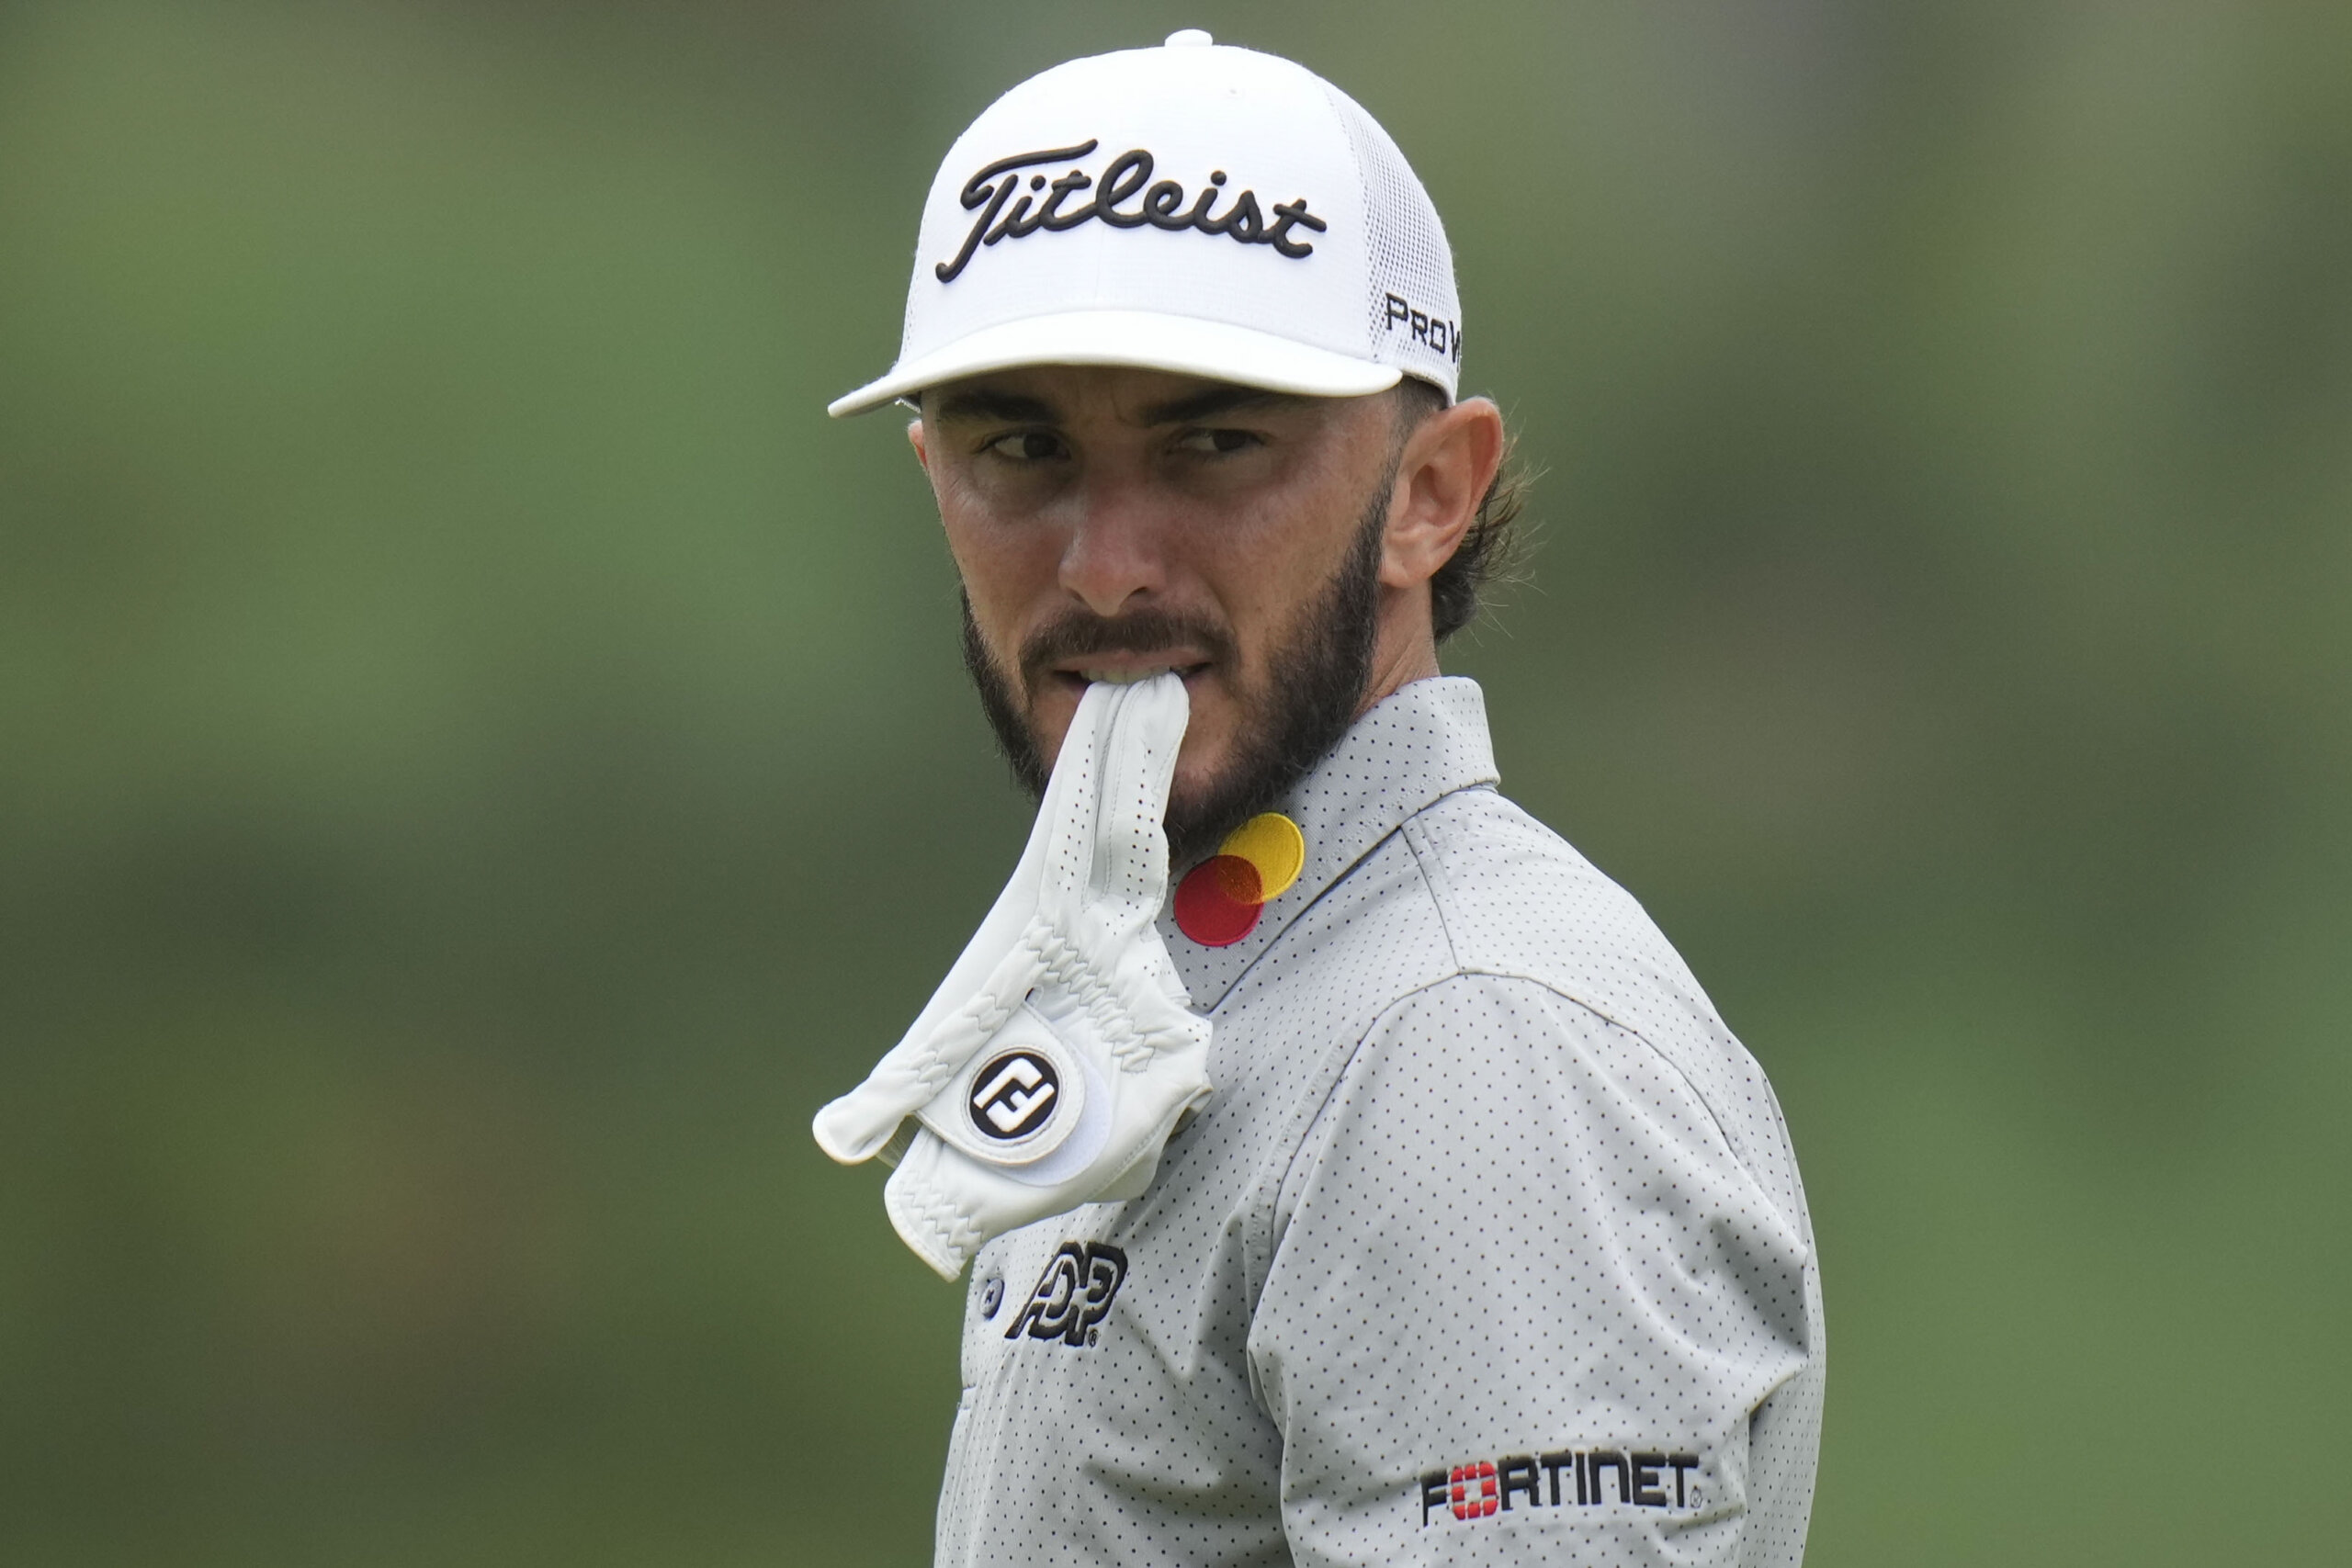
top-left (935, 140), bottom-right (1329, 282)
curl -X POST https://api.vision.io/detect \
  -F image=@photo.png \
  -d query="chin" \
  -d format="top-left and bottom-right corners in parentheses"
top-left (1167, 732), bottom-right (1240, 807)
top-left (1160, 777), bottom-right (1216, 838)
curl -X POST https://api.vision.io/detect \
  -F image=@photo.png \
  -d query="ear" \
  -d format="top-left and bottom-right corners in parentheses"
top-left (1381, 396), bottom-right (1506, 590)
top-left (907, 415), bottom-right (930, 468)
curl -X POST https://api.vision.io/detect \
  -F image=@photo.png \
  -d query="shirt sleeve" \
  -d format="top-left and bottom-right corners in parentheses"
top-left (1247, 973), bottom-right (1821, 1567)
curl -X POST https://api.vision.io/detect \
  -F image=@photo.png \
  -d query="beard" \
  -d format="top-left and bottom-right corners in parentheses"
top-left (960, 490), bottom-right (1388, 870)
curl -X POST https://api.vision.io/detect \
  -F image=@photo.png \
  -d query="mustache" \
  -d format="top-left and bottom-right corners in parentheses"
top-left (1016, 607), bottom-right (1239, 694)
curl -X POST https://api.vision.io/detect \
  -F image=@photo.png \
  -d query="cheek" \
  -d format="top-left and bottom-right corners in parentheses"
top-left (942, 510), bottom-right (1064, 660)
top-left (1204, 440), bottom-right (1378, 624)
top-left (1198, 509), bottom-right (1351, 667)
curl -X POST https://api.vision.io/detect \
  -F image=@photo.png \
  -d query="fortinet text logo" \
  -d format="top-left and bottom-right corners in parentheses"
top-left (1419, 1449), bottom-right (1702, 1524)
top-left (1004, 1242), bottom-right (1127, 1347)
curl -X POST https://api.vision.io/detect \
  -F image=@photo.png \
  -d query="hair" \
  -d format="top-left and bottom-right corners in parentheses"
top-left (1393, 378), bottom-right (1536, 641)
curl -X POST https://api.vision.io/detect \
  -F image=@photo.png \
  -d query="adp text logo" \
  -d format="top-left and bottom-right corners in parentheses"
top-left (1005, 1242), bottom-right (1126, 1348)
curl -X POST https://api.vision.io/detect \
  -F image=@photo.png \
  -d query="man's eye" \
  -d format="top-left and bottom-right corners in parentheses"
top-left (1177, 427), bottom-right (1262, 456)
top-left (984, 431), bottom-right (1067, 461)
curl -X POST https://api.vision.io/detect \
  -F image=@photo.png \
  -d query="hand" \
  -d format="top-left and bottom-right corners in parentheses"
top-left (812, 673), bottom-right (1214, 1279)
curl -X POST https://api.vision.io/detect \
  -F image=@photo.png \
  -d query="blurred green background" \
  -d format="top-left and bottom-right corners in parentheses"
top-left (4, 1), bottom-right (2346, 1562)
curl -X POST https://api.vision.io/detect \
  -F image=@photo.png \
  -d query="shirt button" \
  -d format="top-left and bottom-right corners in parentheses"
top-left (978, 1276), bottom-right (1005, 1319)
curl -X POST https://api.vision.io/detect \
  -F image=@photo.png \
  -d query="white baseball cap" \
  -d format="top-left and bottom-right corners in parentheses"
top-left (827, 29), bottom-right (1464, 417)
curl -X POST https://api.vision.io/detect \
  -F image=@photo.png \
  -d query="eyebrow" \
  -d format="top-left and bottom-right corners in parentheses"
top-left (925, 383), bottom-right (1309, 428)
top-left (927, 389), bottom-right (1059, 424)
top-left (1136, 385), bottom-right (1305, 426)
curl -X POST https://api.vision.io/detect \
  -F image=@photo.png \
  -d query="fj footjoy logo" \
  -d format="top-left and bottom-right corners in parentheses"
top-left (934, 140), bottom-right (1328, 283)
top-left (1004, 1242), bottom-right (1126, 1347)
top-left (1419, 1449), bottom-right (1703, 1524)
top-left (968, 1050), bottom-right (1059, 1141)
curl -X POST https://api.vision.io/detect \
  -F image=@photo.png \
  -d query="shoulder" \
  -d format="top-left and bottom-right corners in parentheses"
top-left (1372, 787), bottom-right (1811, 1243)
top-left (1396, 784), bottom-right (1668, 1014)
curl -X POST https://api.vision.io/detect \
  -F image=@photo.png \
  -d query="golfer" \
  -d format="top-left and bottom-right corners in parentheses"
top-left (814, 30), bottom-right (1823, 1567)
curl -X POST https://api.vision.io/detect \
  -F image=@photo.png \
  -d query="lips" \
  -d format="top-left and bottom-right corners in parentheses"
top-left (1044, 656), bottom-right (1214, 699)
top-left (1019, 607), bottom-right (1236, 704)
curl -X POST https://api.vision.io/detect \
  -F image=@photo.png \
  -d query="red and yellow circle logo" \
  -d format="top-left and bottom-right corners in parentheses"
top-left (1173, 812), bottom-right (1305, 947)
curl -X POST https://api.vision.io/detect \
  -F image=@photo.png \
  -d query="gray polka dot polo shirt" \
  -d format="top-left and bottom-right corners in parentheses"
top-left (940, 676), bottom-right (1824, 1566)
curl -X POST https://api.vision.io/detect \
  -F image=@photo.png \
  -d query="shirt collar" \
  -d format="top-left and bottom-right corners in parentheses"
top-left (1156, 675), bottom-right (1499, 1010)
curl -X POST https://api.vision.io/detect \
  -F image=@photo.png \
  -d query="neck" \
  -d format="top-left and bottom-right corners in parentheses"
top-left (1357, 582), bottom-right (1442, 717)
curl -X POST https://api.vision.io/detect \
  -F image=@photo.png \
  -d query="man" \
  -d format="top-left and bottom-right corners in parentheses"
top-left (814, 30), bottom-right (1823, 1566)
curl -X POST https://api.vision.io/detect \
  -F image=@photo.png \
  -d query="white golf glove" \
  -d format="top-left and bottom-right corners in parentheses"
top-left (811, 673), bottom-right (1214, 1280)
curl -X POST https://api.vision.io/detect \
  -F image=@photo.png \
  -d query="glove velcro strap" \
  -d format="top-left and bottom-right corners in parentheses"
top-left (913, 1002), bottom-right (1093, 1171)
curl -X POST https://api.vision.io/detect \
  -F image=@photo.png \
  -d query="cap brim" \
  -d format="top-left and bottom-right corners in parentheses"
top-left (826, 310), bottom-right (1402, 417)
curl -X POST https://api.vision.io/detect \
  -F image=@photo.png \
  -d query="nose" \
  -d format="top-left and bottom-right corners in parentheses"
top-left (1056, 473), bottom-right (1174, 618)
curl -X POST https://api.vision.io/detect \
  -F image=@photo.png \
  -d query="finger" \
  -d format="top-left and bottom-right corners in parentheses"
top-left (812, 1079), bottom-right (914, 1164)
top-left (1083, 672), bottom-right (1187, 919)
top-left (881, 1133), bottom-right (978, 1280)
top-left (1035, 679), bottom-right (1119, 908)
top-left (812, 929), bottom-right (1046, 1164)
